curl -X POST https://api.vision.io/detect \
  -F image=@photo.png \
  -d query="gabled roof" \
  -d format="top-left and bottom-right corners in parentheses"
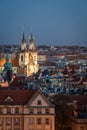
top-left (27, 89), bottom-right (51, 106)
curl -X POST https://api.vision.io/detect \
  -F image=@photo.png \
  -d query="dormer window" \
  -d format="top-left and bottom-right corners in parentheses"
top-left (5, 96), bottom-right (13, 103)
top-left (37, 100), bottom-right (41, 105)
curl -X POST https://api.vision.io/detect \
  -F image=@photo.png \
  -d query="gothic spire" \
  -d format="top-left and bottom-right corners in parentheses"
top-left (21, 33), bottom-right (26, 51)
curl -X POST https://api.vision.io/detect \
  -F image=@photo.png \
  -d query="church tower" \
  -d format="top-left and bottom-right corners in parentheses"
top-left (19, 33), bottom-right (29, 68)
top-left (18, 33), bottom-right (39, 76)
top-left (21, 33), bottom-right (26, 51)
top-left (29, 33), bottom-right (35, 50)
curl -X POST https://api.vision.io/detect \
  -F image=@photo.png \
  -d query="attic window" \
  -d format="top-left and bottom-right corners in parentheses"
top-left (37, 100), bottom-right (41, 105)
top-left (5, 96), bottom-right (13, 103)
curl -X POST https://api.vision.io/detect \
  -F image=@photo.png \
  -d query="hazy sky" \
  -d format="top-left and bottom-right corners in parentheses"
top-left (0, 0), bottom-right (87, 46)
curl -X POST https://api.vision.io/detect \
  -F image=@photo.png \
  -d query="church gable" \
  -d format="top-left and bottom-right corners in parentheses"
top-left (27, 90), bottom-right (50, 107)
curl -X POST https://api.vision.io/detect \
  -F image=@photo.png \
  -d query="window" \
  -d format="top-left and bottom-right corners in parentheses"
top-left (7, 107), bottom-right (11, 114)
top-left (45, 109), bottom-right (49, 114)
top-left (21, 55), bottom-right (23, 62)
top-left (37, 118), bottom-right (41, 124)
top-left (15, 108), bottom-right (19, 114)
top-left (29, 118), bottom-right (34, 125)
top-left (45, 118), bottom-right (49, 124)
top-left (6, 118), bottom-right (11, 125)
top-left (14, 118), bottom-right (20, 125)
top-left (37, 100), bottom-right (41, 105)
top-left (5, 96), bottom-right (13, 103)
top-left (37, 109), bottom-right (42, 114)
top-left (29, 109), bottom-right (33, 114)
top-left (0, 108), bottom-right (3, 114)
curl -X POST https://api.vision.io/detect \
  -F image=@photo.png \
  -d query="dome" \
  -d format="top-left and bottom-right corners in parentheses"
top-left (4, 55), bottom-right (12, 71)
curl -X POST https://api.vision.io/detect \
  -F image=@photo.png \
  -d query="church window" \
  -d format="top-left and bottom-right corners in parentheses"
top-left (21, 55), bottom-right (23, 62)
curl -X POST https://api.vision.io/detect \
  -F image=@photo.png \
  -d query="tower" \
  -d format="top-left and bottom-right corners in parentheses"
top-left (21, 33), bottom-right (26, 51)
top-left (29, 33), bottom-right (35, 50)
top-left (18, 33), bottom-right (39, 76)
top-left (3, 55), bottom-right (12, 83)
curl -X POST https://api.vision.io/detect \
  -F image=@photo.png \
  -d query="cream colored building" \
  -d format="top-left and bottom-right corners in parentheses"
top-left (0, 89), bottom-right (55, 130)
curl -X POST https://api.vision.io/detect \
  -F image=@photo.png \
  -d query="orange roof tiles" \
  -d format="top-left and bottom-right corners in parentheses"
top-left (0, 58), bottom-right (6, 67)
top-left (0, 57), bottom-right (19, 67)
top-left (10, 58), bottom-right (19, 67)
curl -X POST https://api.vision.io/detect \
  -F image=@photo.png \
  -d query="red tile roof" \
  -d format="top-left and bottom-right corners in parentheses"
top-left (0, 89), bottom-right (38, 105)
top-left (9, 75), bottom-right (27, 89)
top-left (0, 58), bottom-right (6, 67)
top-left (10, 58), bottom-right (19, 67)
top-left (0, 57), bottom-right (19, 67)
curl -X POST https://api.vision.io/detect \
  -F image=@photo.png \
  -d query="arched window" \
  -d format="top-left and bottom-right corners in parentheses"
top-left (21, 55), bottom-right (23, 62)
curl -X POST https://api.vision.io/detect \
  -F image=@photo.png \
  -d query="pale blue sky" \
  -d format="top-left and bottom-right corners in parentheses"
top-left (0, 0), bottom-right (87, 46)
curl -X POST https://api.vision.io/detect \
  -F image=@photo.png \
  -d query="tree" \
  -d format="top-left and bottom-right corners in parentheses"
top-left (54, 94), bottom-right (73, 130)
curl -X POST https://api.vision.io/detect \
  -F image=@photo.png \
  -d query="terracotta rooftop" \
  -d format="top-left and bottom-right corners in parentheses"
top-left (0, 89), bottom-right (38, 105)
top-left (9, 75), bottom-right (27, 89)
top-left (10, 58), bottom-right (19, 67)
top-left (0, 58), bottom-right (6, 67)
top-left (0, 57), bottom-right (19, 67)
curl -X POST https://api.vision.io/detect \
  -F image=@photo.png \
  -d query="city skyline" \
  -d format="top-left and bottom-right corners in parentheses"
top-left (0, 0), bottom-right (87, 46)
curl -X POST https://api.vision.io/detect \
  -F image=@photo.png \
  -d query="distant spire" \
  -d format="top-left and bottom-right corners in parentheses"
top-left (22, 33), bottom-right (26, 43)
top-left (29, 33), bottom-right (35, 50)
top-left (30, 33), bottom-right (34, 42)
top-left (21, 33), bottom-right (26, 51)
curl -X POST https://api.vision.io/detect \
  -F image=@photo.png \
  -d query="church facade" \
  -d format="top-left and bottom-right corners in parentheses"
top-left (0, 33), bottom-right (39, 77)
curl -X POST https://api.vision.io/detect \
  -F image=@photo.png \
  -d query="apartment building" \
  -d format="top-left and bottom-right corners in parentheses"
top-left (0, 89), bottom-right (55, 130)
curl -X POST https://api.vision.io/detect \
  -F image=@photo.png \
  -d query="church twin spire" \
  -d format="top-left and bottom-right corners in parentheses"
top-left (21, 33), bottom-right (35, 51)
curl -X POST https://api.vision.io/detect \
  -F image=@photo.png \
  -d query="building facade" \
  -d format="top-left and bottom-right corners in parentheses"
top-left (0, 89), bottom-right (55, 130)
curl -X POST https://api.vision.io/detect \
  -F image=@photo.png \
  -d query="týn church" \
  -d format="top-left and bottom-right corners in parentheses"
top-left (0, 33), bottom-right (39, 77)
